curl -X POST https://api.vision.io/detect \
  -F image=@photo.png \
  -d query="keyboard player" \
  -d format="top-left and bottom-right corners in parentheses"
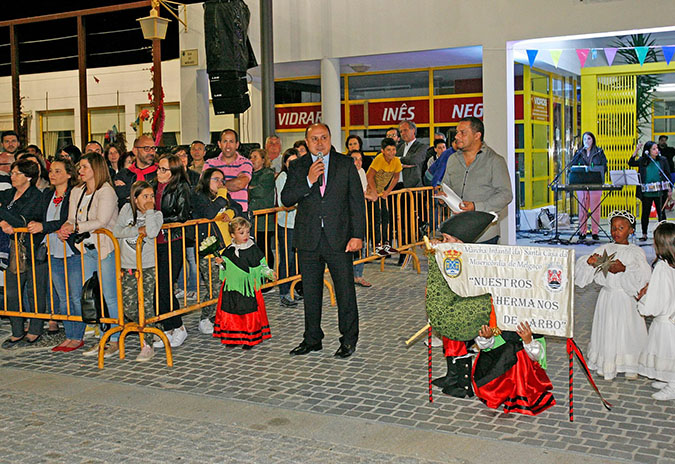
top-left (571, 131), bottom-right (607, 241)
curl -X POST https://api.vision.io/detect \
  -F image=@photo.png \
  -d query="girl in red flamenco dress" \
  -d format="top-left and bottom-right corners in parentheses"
top-left (213, 217), bottom-right (276, 349)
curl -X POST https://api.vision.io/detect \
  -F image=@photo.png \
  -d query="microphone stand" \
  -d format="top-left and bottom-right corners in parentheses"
top-left (535, 148), bottom-right (582, 244)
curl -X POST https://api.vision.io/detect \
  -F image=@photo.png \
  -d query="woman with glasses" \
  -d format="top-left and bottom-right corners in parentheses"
top-left (152, 154), bottom-right (192, 348)
top-left (191, 167), bottom-right (242, 334)
top-left (0, 160), bottom-right (48, 349)
top-left (59, 152), bottom-right (120, 358)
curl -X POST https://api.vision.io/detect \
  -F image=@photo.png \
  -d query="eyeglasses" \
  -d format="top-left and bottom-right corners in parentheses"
top-left (135, 145), bottom-right (157, 152)
top-left (157, 166), bottom-right (170, 173)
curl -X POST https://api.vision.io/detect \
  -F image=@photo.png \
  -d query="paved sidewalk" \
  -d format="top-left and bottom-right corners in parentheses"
top-left (0, 250), bottom-right (673, 463)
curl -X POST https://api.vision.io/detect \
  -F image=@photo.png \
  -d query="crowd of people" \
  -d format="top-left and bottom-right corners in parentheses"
top-left (0, 121), bottom-right (456, 362)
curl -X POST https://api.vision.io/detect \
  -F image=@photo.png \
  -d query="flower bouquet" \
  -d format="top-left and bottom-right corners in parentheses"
top-left (199, 235), bottom-right (223, 259)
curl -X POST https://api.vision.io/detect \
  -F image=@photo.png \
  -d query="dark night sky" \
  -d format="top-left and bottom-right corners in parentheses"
top-left (0, 1), bottom-right (194, 76)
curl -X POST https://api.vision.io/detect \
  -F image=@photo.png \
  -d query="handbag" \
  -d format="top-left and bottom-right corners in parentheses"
top-left (81, 271), bottom-right (109, 325)
top-left (34, 242), bottom-right (48, 264)
top-left (8, 235), bottom-right (27, 274)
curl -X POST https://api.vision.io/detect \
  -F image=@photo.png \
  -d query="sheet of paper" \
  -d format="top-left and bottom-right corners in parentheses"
top-left (433, 183), bottom-right (463, 213)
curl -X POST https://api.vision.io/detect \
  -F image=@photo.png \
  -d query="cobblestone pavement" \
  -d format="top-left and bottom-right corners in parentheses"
top-left (0, 244), bottom-right (673, 463)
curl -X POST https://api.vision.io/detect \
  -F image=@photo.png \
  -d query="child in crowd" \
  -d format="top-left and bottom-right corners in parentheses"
top-left (213, 217), bottom-right (275, 349)
top-left (637, 221), bottom-right (675, 400)
top-left (473, 322), bottom-right (555, 415)
top-left (112, 181), bottom-right (163, 362)
top-left (575, 210), bottom-right (651, 380)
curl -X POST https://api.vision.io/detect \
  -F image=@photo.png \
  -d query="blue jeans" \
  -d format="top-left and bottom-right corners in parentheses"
top-left (277, 225), bottom-right (295, 297)
top-left (83, 248), bottom-right (120, 342)
top-left (176, 246), bottom-right (198, 292)
top-left (51, 255), bottom-right (85, 340)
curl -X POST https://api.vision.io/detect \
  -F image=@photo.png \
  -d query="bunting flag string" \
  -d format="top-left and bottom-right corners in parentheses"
top-left (526, 49), bottom-right (538, 68)
top-left (523, 44), bottom-right (675, 68)
top-left (635, 46), bottom-right (649, 65)
top-left (604, 47), bottom-right (617, 66)
top-left (549, 49), bottom-right (562, 68)
top-left (576, 48), bottom-right (590, 68)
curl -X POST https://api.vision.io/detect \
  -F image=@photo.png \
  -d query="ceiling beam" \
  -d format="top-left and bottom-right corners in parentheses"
top-left (0, 1), bottom-right (151, 28)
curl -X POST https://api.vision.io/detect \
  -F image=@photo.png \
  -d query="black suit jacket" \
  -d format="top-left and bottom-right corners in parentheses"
top-left (397, 140), bottom-right (428, 187)
top-left (281, 150), bottom-right (365, 252)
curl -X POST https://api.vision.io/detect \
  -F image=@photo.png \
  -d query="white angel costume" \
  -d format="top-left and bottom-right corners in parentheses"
top-left (575, 243), bottom-right (651, 380)
top-left (638, 260), bottom-right (675, 383)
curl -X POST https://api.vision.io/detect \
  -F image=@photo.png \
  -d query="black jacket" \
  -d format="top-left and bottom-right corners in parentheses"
top-left (572, 145), bottom-right (607, 177)
top-left (114, 165), bottom-right (158, 208)
top-left (0, 186), bottom-right (45, 259)
top-left (628, 154), bottom-right (671, 198)
top-left (281, 149), bottom-right (365, 252)
top-left (155, 180), bottom-right (192, 225)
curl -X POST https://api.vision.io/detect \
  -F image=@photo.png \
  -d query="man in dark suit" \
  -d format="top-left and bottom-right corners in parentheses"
top-left (394, 120), bottom-right (428, 265)
top-left (396, 120), bottom-right (427, 188)
top-left (281, 123), bottom-right (366, 358)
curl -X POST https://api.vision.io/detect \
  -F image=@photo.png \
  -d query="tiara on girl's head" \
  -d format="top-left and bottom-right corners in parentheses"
top-left (608, 210), bottom-right (636, 226)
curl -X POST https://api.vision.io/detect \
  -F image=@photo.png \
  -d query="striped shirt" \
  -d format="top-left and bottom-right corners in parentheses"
top-left (204, 152), bottom-right (253, 211)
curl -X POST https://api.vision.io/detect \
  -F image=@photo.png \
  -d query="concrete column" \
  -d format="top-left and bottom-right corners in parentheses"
top-left (482, 41), bottom-right (516, 244)
top-left (321, 57), bottom-right (342, 152)
top-left (179, 4), bottom-right (210, 145)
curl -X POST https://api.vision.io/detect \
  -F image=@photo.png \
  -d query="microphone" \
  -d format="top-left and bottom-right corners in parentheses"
top-left (316, 151), bottom-right (324, 186)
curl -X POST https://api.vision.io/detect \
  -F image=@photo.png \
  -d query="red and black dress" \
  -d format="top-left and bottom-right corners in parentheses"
top-left (213, 238), bottom-right (273, 347)
top-left (472, 332), bottom-right (555, 416)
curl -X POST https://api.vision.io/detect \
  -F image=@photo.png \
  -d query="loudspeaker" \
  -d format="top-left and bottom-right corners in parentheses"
top-left (210, 78), bottom-right (249, 98)
top-left (212, 94), bottom-right (251, 115)
top-left (209, 72), bottom-right (249, 98)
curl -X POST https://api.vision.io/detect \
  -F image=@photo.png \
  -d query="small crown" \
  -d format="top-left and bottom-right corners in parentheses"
top-left (444, 249), bottom-right (462, 259)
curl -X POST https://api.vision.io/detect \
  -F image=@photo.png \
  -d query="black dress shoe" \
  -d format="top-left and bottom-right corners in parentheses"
top-left (289, 341), bottom-right (322, 356)
top-left (591, 234), bottom-right (599, 241)
top-left (334, 343), bottom-right (356, 358)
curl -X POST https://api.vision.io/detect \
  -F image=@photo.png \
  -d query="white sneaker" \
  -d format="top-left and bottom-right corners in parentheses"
top-left (135, 346), bottom-right (155, 362)
top-left (84, 325), bottom-right (99, 338)
top-left (175, 289), bottom-right (185, 299)
top-left (186, 291), bottom-right (198, 301)
top-left (652, 385), bottom-right (675, 400)
top-left (153, 331), bottom-right (173, 348)
top-left (170, 326), bottom-right (188, 347)
top-left (199, 318), bottom-right (214, 335)
top-left (652, 381), bottom-right (668, 390)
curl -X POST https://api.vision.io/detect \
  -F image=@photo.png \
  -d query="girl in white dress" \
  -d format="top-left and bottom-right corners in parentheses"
top-left (637, 221), bottom-right (675, 400)
top-left (575, 210), bottom-right (651, 380)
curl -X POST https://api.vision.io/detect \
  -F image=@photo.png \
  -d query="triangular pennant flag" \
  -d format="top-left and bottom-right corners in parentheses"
top-left (604, 47), bottom-right (618, 66)
top-left (635, 46), bottom-right (649, 65)
top-left (526, 49), bottom-right (538, 67)
top-left (576, 49), bottom-right (590, 68)
top-left (662, 46), bottom-right (675, 65)
top-left (591, 48), bottom-right (598, 60)
top-left (549, 49), bottom-right (562, 68)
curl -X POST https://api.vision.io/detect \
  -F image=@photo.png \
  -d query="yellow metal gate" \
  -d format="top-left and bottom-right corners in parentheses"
top-left (595, 74), bottom-right (638, 217)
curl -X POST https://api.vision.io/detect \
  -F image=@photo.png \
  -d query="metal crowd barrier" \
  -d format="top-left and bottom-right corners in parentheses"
top-left (0, 228), bottom-right (124, 369)
top-left (1, 187), bottom-right (448, 368)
